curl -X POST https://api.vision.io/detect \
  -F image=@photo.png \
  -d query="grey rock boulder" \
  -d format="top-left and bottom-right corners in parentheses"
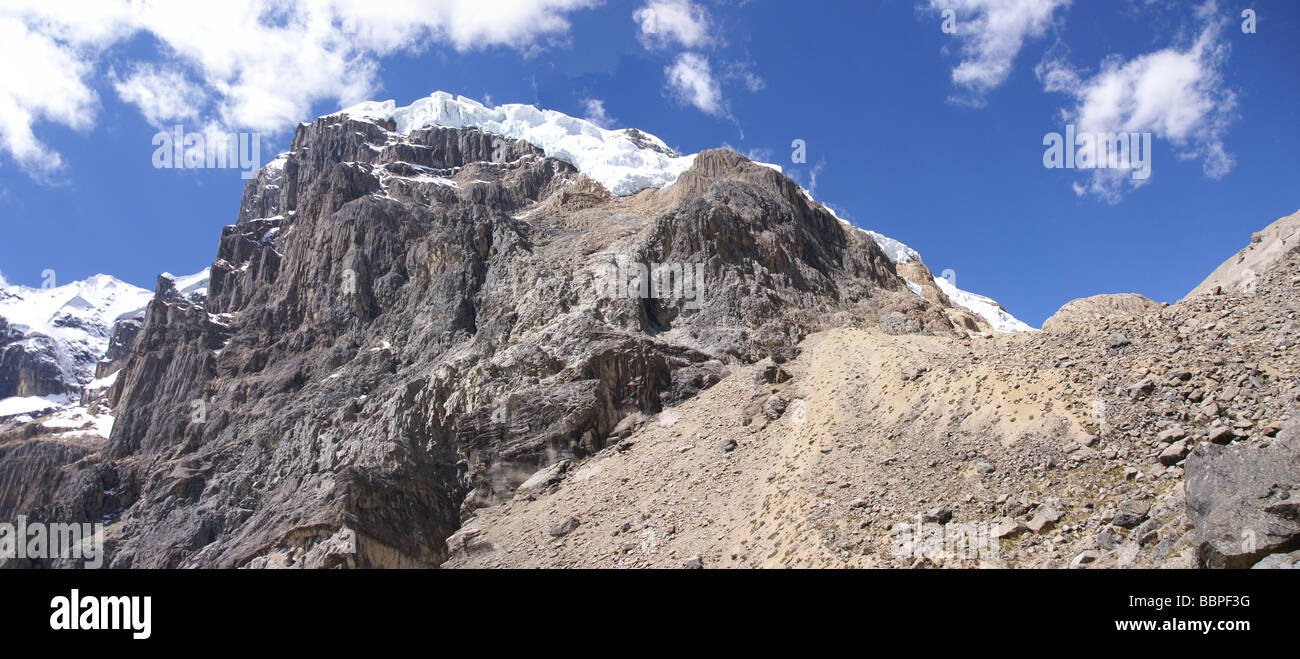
top-left (1185, 418), bottom-right (1300, 568)
top-left (1112, 500), bottom-right (1151, 529)
top-left (548, 516), bottom-right (581, 537)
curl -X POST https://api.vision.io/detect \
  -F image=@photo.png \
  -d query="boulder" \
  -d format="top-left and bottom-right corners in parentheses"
top-left (1185, 418), bottom-right (1300, 568)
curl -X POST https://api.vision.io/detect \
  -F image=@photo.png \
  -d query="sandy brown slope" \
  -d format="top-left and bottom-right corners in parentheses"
top-left (446, 222), bottom-right (1300, 570)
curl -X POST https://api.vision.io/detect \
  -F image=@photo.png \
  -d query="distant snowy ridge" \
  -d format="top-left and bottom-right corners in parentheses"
top-left (0, 268), bottom-right (208, 422)
top-left (866, 224), bottom-right (1034, 333)
top-left (327, 91), bottom-right (1031, 331)
top-left (934, 275), bottom-right (1036, 333)
top-left (0, 274), bottom-right (154, 389)
top-left (0, 274), bottom-right (151, 422)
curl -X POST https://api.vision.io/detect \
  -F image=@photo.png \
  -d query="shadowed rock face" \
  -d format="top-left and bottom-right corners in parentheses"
top-left (0, 332), bottom-right (67, 398)
top-left (2, 114), bottom-right (947, 568)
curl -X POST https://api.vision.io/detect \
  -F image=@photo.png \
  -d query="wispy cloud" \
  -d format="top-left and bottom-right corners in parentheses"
top-left (580, 98), bottom-right (616, 128)
top-left (665, 53), bottom-right (725, 116)
top-left (807, 160), bottom-right (827, 196)
top-left (926, 0), bottom-right (1072, 105)
top-left (724, 61), bottom-right (766, 92)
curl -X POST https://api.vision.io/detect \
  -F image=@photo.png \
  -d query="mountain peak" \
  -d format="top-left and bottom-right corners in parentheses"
top-left (333, 91), bottom-right (697, 197)
top-left (324, 91), bottom-right (1031, 332)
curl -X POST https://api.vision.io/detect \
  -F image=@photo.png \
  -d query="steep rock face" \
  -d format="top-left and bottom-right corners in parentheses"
top-left (93, 314), bottom-right (144, 381)
top-left (6, 111), bottom-right (945, 568)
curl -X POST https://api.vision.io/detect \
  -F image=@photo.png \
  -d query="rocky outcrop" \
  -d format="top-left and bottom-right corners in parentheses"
top-left (1041, 293), bottom-right (1161, 334)
top-left (0, 333), bottom-right (67, 399)
top-left (1185, 209), bottom-right (1300, 300)
top-left (94, 313), bottom-right (145, 381)
top-left (445, 219), bottom-right (1300, 569)
top-left (0, 312), bottom-right (66, 399)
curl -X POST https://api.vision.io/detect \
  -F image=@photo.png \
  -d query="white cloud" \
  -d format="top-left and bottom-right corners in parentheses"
top-left (634, 2), bottom-right (757, 120)
top-left (927, 0), bottom-right (1072, 103)
top-left (580, 98), bottom-right (616, 128)
top-left (113, 67), bottom-right (208, 127)
top-left (665, 53), bottom-right (724, 116)
top-left (328, 0), bottom-right (599, 52)
top-left (1037, 7), bottom-right (1236, 201)
top-left (0, 0), bottom-right (600, 178)
top-left (0, 14), bottom-right (100, 176)
top-left (634, 0), bottom-right (712, 50)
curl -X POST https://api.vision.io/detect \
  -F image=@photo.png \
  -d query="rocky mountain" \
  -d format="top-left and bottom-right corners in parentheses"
top-left (0, 92), bottom-right (1295, 570)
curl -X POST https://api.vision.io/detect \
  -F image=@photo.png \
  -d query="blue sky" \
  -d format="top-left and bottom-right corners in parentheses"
top-left (0, 0), bottom-right (1296, 327)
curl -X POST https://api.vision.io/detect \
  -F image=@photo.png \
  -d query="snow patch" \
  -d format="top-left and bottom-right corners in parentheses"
top-left (933, 275), bottom-right (1036, 333)
top-left (335, 92), bottom-right (699, 196)
top-left (161, 268), bottom-right (211, 301)
top-left (863, 230), bottom-right (921, 265)
top-left (0, 394), bottom-right (74, 418)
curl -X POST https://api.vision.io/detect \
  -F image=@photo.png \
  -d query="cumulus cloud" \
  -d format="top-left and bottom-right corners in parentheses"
top-left (634, 0), bottom-right (713, 50)
top-left (927, 0), bottom-right (1072, 104)
top-left (0, 14), bottom-right (99, 176)
top-left (633, 1), bottom-right (760, 119)
top-left (665, 53), bottom-right (724, 116)
top-left (0, 0), bottom-right (600, 178)
top-left (113, 67), bottom-right (208, 127)
top-left (1037, 6), bottom-right (1236, 201)
top-left (580, 98), bottom-right (616, 128)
